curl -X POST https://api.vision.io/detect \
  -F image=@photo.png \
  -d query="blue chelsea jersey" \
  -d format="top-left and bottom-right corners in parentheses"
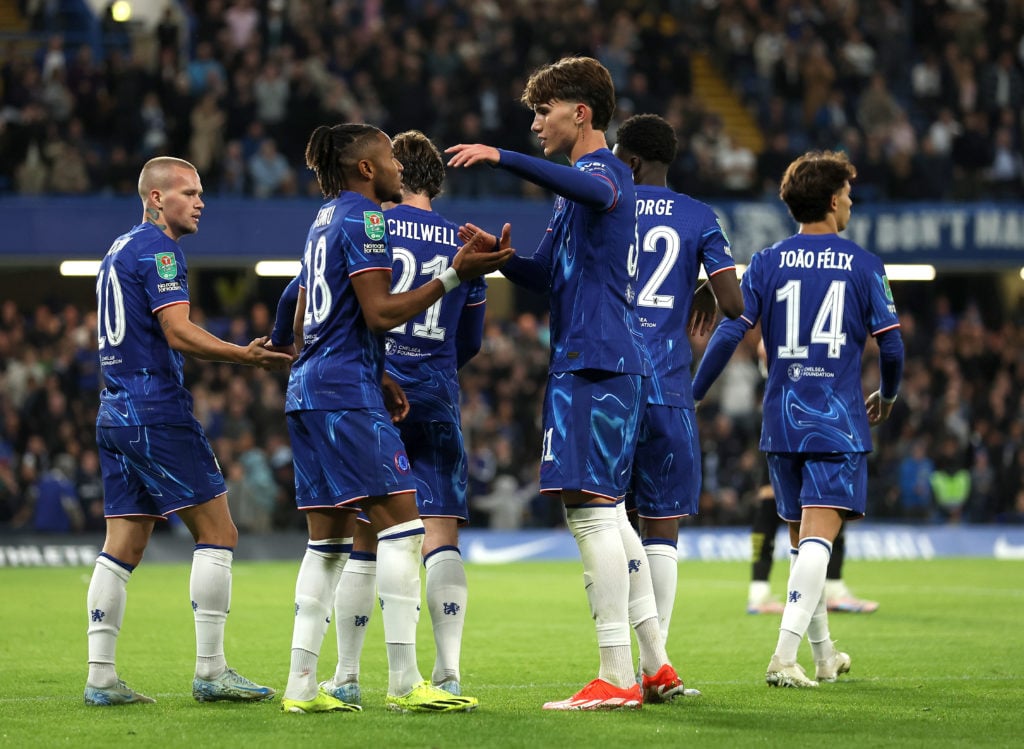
top-left (741, 233), bottom-right (900, 453)
top-left (634, 185), bottom-right (735, 407)
top-left (286, 192), bottom-right (393, 413)
top-left (96, 222), bottom-right (195, 427)
top-left (383, 204), bottom-right (486, 423)
top-left (542, 149), bottom-right (651, 376)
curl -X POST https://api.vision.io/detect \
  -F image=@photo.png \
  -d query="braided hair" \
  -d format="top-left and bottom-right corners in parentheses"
top-left (305, 123), bottom-right (382, 198)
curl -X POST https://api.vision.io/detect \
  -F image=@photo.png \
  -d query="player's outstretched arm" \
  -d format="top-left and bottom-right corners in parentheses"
top-left (156, 303), bottom-right (294, 370)
top-left (445, 144), bottom-right (501, 168)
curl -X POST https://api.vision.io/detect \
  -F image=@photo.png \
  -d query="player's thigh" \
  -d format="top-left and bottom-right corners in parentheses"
top-left (539, 370), bottom-right (646, 500)
top-left (765, 453), bottom-right (804, 523)
top-left (631, 404), bottom-right (701, 519)
top-left (802, 453), bottom-right (868, 520)
top-left (287, 408), bottom-right (416, 509)
top-left (97, 422), bottom-right (226, 519)
top-left (400, 420), bottom-right (468, 522)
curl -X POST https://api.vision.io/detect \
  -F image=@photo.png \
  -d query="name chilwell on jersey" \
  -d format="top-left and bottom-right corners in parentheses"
top-left (387, 219), bottom-right (458, 248)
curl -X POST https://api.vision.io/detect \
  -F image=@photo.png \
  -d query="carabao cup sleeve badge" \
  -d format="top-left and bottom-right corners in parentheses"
top-left (155, 252), bottom-right (177, 279)
top-left (364, 211), bottom-right (385, 240)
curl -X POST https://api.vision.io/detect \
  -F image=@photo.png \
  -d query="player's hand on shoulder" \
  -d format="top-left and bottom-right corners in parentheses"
top-left (445, 143), bottom-right (500, 168)
top-left (246, 336), bottom-right (295, 370)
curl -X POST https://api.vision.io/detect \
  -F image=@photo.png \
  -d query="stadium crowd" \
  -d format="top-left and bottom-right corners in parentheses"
top-left (1, 0), bottom-right (1022, 201)
top-left (1, 0), bottom-right (1024, 533)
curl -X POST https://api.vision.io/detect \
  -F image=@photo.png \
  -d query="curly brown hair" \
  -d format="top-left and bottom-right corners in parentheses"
top-left (392, 130), bottom-right (445, 200)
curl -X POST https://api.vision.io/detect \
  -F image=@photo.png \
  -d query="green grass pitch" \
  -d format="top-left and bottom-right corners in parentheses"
top-left (1, 558), bottom-right (1021, 748)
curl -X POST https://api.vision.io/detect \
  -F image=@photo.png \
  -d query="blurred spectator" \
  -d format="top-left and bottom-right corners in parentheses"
top-left (247, 137), bottom-right (295, 198)
top-left (898, 439), bottom-right (934, 521)
top-left (951, 111), bottom-right (994, 199)
top-left (985, 125), bottom-right (1024, 199)
top-left (930, 435), bottom-right (972, 523)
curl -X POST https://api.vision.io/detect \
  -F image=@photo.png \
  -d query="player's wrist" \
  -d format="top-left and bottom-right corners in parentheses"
top-left (880, 392), bottom-right (898, 405)
top-left (439, 267), bottom-right (461, 293)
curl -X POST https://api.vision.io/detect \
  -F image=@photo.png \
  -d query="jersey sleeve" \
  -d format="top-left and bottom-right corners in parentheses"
top-left (144, 241), bottom-right (190, 313)
top-left (341, 206), bottom-right (393, 275)
top-left (699, 206), bottom-right (737, 278)
top-left (497, 149), bottom-right (617, 210)
top-left (867, 258), bottom-right (900, 335)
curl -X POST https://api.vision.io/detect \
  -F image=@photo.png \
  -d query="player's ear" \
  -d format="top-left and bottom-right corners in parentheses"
top-left (357, 158), bottom-right (373, 181)
top-left (575, 103), bottom-right (587, 125)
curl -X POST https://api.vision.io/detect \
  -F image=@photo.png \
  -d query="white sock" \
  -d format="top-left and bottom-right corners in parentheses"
top-left (86, 554), bottom-right (132, 688)
top-left (643, 539), bottom-right (679, 649)
top-left (425, 546), bottom-right (467, 685)
top-left (377, 519), bottom-right (425, 696)
top-left (807, 593), bottom-right (835, 662)
top-left (613, 504), bottom-right (668, 675)
top-left (775, 538), bottom-right (831, 663)
top-left (191, 546), bottom-right (233, 680)
top-left (566, 505), bottom-right (633, 688)
top-left (285, 539), bottom-right (348, 701)
top-left (749, 580), bottom-right (772, 606)
top-left (332, 553), bottom-right (376, 686)
top-left (824, 579), bottom-right (849, 600)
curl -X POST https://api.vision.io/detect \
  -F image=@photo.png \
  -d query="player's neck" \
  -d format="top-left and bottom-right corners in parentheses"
top-left (398, 192), bottom-right (432, 211)
top-left (798, 215), bottom-right (840, 235)
top-left (569, 129), bottom-right (607, 163)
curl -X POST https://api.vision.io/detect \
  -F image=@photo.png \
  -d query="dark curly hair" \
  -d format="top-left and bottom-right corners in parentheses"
top-left (614, 114), bottom-right (678, 165)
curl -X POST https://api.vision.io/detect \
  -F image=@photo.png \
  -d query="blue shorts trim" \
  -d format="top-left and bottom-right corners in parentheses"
top-left (97, 421), bottom-right (226, 518)
top-left (766, 452), bottom-right (867, 522)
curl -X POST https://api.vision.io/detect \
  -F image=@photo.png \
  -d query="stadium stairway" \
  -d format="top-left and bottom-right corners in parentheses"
top-left (690, 51), bottom-right (764, 155)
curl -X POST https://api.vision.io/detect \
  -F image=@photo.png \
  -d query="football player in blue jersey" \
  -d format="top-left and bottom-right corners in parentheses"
top-left (277, 124), bottom-right (510, 714)
top-left (447, 57), bottom-right (687, 710)
top-left (612, 114), bottom-right (743, 680)
top-left (322, 130), bottom-right (487, 704)
top-left (692, 150), bottom-right (904, 688)
top-left (86, 156), bottom-right (294, 707)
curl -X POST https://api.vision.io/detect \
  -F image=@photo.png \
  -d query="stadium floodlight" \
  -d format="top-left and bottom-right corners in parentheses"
top-left (884, 264), bottom-right (936, 281)
top-left (111, 1), bottom-right (132, 22)
top-left (255, 260), bottom-right (302, 277)
top-left (60, 260), bottom-right (102, 276)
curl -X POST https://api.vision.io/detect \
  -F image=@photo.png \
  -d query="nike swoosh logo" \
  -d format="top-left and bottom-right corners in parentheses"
top-left (466, 537), bottom-right (561, 564)
top-left (994, 536), bottom-right (1024, 560)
